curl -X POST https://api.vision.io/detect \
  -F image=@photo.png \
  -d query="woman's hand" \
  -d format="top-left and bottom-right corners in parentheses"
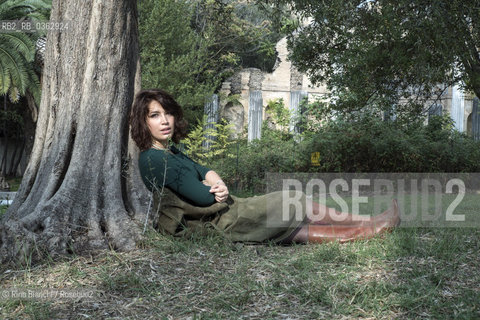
top-left (204, 170), bottom-right (229, 202)
top-left (209, 181), bottom-right (229, 203)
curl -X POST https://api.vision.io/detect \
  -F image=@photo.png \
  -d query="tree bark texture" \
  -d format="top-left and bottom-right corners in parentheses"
top-left (23, 91), bottom-right (38, 163)
top-left (0, 0), bottom-right (148, 264)
top-left (125, 57), bottom-right (151, 222)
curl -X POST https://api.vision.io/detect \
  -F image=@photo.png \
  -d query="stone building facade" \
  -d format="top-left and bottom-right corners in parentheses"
top-left (218, 37), bottom-right (328, 140)
top-left (215, 37), bottom-right (480, 140)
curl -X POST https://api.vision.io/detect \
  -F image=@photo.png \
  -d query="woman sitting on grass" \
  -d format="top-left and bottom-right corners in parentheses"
top-left (129, 89), bottom-right (400, 244)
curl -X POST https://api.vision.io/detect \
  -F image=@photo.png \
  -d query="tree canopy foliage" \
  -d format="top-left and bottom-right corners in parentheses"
top-left (262, 0), bottom-right (480, 119)
top-left (139, 0), bottom-right (287, 123)
top-left (0, 0), bottom-right (50, 103)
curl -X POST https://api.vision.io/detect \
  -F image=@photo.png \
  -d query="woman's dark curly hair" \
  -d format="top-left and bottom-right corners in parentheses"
top-left (130, 89), bottom-right (188, 150)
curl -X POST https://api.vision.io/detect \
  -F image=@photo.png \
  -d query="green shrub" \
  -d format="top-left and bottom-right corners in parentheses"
top-left (0, 205), bottom-right (7, 218)
top-left (207, 113), bottom-right (480, 194)
top-left (304, 114), bottom-right (480, 173)
top-left (209, 124), bottom-right (310, 194)
top-left (182, 115), bottom-right (235, 166)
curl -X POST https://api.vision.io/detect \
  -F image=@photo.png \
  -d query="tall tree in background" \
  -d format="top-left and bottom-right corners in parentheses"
top-left (139, 0), bottom-right (286, 124)
top-left (139, 0), bottom-right (221, 122)
top-left (0, 0), bottom-right (146, 263)
top-left (263, 0), bottom-right (480, 118)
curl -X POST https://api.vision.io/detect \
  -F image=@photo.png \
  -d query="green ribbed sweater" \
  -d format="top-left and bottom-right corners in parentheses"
top-left (138, 146), bottom-right (215, 207)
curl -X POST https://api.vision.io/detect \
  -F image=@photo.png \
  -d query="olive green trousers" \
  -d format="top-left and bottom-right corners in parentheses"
top-left (153, 188), bottom-right (307, 243)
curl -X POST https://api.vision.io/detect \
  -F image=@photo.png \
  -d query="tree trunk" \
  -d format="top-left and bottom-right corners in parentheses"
top-left (23, 91), bottom-right (38, 165)
top-left (0, 140), bottom-right (7, 177)
top-left (11, 137), bottom-right (25, 178)
top-left (1, 95), bottom-right (7, 177)
top-left (125, 57), bottom-right (151, 222)
top-left (0, 0), bottom-right (148, 264)
top-left (6, 129), bottom-right (20, 176)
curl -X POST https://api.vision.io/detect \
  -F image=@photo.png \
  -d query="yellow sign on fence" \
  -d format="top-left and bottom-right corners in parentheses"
top-left (311, 152), bottom-right (320, 166)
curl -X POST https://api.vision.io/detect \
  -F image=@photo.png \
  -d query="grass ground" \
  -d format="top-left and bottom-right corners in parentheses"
top-left (1, 191), bottom-right (479, 319)
top-left (0, 225), bottom-right (479, 319)
top-left (0, 205), bottom-right (7, 216)
top-left (4, 177), bottom-right (22, 191)
top-left (0, 177), bottom-right (21, 217)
